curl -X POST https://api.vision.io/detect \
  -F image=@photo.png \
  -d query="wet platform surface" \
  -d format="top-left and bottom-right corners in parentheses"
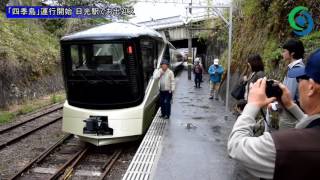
top-left (124, 70), bottom-right (255, 180)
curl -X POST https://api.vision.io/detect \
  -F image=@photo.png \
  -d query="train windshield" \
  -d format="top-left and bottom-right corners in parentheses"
top-left (70, 43), bottom-right (126, 76)
top-left (62, 41), bottom-right (143, 109)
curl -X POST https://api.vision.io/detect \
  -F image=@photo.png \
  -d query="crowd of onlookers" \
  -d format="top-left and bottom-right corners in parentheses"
top-left (227, 39), bottom-right (320, 180)
top-left (154, 38), bottom-right (320, 179)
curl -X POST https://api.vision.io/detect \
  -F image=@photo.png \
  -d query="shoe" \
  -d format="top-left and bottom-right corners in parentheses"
top-left (209, 96), bottom-right (213, 99)
top-left (215, 98), bottom-right (219, 100)
top-left (198, 86), bottom-right (201, 88)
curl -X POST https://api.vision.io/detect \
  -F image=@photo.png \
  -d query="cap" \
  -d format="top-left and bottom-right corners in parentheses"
top-left (160, 59), bottom-right (169, 65)
top-left (214, 59), bottom-right (219, 65)
top-left (288, 49), bottom-right (320, 83)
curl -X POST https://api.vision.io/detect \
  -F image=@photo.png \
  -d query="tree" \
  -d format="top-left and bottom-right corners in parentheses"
top-left (0, 0), bottom-right (10, 12)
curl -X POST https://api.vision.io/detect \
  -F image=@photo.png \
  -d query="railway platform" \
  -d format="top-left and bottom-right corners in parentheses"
top-left (123, 70), bottom-right (255, 180)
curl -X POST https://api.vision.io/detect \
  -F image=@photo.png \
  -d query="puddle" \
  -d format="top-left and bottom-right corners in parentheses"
top-left (212, 125), bottom-right (221, 134)
top-left (184, 123), bottom-right (197, 130)
top-left (180, 101), bottom-right (190, 104)
top-left (192, 117), bottom-right (204, 120)
top-left (199, 105), bottom-right (210, 109)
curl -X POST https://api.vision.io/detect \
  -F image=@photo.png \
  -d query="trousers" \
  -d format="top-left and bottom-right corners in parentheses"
top-left (160, 91), bottom-right (172, 117)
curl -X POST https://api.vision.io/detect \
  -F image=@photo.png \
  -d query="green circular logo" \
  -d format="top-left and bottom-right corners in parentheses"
top-left (288, 6), bottom-right (314, 36)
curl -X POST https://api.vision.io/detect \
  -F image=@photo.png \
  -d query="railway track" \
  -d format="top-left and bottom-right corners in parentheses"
top-left (10, 135), bottom-right (123, 180)
top-left (0, 103), bottom-right (63, 150)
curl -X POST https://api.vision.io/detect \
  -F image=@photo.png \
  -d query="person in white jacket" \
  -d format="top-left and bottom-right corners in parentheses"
top-left (154, 59), bottom-right (175, 119)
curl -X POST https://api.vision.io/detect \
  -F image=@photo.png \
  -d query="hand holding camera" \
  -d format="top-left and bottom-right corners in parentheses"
top-left (248, 78), bottom-right (295, 109)
top-left (248, 78), bottom-right (276, 108)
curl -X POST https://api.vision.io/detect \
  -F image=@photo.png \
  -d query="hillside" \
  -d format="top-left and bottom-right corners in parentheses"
top-left (0, 12), bottom-right (62, 108)
top-left (217, 0), bottom-right (320, 105)
top-left (0, 0), bottom-right (124, 109)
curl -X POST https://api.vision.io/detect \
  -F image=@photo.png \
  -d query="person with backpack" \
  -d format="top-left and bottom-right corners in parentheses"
top-left (193, 61), bottom-right (203, 88)
top-left (208, 58), bottom-right (224, 100)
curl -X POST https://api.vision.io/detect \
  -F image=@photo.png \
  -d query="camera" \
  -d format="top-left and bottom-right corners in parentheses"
top-left (265, 80), bottom-right (283, 98)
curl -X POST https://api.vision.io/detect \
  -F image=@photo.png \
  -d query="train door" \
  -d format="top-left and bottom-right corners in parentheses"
top-left (140, 38), bottom-right (157, 90)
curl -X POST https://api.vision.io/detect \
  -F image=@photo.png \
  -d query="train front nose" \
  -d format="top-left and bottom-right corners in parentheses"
top-left (62, 101), bottom-right (144, 146)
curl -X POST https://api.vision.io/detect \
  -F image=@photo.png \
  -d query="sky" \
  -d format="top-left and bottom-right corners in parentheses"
top-left (129, 0), bottom-right (231, 23)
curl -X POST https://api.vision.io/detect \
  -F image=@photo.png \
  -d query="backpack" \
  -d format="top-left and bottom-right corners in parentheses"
top-left (194, 64), bottom-right (202, 74)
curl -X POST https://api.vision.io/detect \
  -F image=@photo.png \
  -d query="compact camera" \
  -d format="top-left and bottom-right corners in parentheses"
top-left (265, 80), bottom-right (283, 98)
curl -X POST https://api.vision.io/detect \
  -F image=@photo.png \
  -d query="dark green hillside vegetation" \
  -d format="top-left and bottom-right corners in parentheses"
top-left (0, 0), bottom-right (128, 109)
top-left (228, 0), bottom-right (320, 78)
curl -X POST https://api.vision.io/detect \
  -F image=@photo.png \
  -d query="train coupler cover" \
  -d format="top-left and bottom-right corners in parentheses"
top-left (83, 116), bottom-right (113, 135)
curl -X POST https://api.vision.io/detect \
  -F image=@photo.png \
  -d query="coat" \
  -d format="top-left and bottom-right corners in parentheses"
top-left (208, 64), bottom-right (224, 83)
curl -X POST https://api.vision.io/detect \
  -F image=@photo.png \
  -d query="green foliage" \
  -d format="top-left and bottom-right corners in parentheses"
top-left (241, 0), bottom-right (260, 18)
top-left (218, 0), bottom-right (320, 80)
top-left (301, 31), bottom-right (320, 56)
top-left (50, 94), bottom-right (66, 104)
top-left (0, 92), bottom-right (66, 124)
top-left (0, 13), bottom-right (59, 80)
top-left (0, 112), bottom-right (14, 124)
top-left (18, 105), bottom-right (34, 115)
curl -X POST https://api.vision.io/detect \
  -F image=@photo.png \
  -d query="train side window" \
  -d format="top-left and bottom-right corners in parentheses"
top-left (163, 45), bottom-right (170, 62)
top-left (140, 39), bottom-right (157, 90)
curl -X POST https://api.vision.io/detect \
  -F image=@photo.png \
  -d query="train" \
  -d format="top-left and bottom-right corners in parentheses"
top-left (60, 22), bottom-right (183, 146)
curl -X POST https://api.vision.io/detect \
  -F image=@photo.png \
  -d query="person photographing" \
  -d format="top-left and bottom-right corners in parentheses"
top-left (228, 49), bottom-right (320, 180)
top-left (154, 59), bottom-right (175, 119)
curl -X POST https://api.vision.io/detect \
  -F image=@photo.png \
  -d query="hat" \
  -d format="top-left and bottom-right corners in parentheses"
top-left (214, 59), bottom-right (219, 65)
top-left (160, 59), bottom-right (169, 65)
top-left (288, 49), bottom-right (320, 83)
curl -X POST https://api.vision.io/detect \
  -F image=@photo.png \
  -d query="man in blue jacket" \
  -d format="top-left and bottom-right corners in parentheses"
top-left (282, 39), bottom-right (305, 104)
top-left (208, 58), bottom-right (224, 100)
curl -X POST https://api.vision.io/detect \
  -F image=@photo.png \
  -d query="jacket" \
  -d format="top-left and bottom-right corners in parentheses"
top-left (244, 71), bottom-right (265, 100)
top-left (283, 59), bottom-right (305, 102)
top-left (193, 64), bottom-right (203, 74)
top-left (153, 68), bottom-right (175, 92)
top-left (228, 102), bottom-right (320, 179)
top-left (271, 122), bottom-right (320, 180)
top-left (208, 65), bottom-right (224, 83)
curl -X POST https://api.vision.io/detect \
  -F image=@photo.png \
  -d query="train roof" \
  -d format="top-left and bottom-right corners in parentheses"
top-left (61, 22), bottom-right (163, 41)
